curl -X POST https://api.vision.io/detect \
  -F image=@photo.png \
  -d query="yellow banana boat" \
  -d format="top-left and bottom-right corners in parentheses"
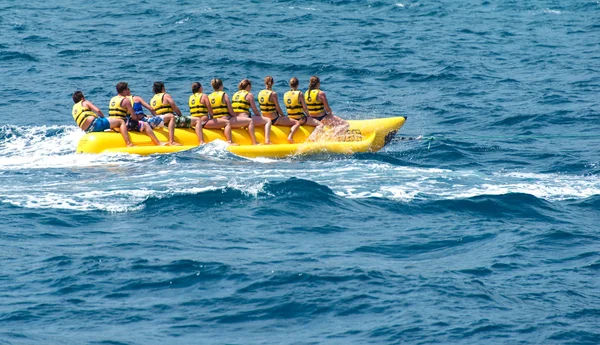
top-left (76, 116), bottom-right (406, 158)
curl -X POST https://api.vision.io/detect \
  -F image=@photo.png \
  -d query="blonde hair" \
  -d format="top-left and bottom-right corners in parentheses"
top-left (289, 77), bottom-right (299, 89)
top-left (238, 79), bottom-right (251, 90)
top-left (308, 76), bottom-right (320, 91)
top-left (211, 78), bottom-right (223, 90)
top-left (264, 76), bottom-right (274, 87)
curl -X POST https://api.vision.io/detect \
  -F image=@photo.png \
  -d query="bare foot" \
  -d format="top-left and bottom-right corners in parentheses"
top-left (199, 141), bottom-right (206, 145)
top-left (126, 143), bottom-right (135, 147)
top-left (168, 142), bottom-right (183, 146)
top-left (227, 142), bottom-right (240, 146)
top-left (287, 137), bottom-right (294, 144)
top-left (159, 142), bottom-right (168, 146)
top-left (263, 142), bottom-right (273, 145)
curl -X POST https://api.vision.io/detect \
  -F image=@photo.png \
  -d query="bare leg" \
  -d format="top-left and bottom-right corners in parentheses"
top-left (275, 116), bottom-right (299, 143)
top-left (251, 116), bottom-right (271, 144)
top-left (109, 118), bottom-right (133, 147)
top-left (193, 117), bottom-right (206, 145)
top-left (163, 114), bottom-right (181, 146)
top-left (223, 122), bottom-right (236, 145)
top-left (143, 122), bottom-right (165, 145)
top-left (248, 119), bottom-right (257, 145)
top-left (264, 117), bottom-right (272, 144)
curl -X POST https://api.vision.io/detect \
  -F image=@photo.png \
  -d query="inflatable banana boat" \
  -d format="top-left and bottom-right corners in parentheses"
top-left (76, 116), bottom-right (406, 158)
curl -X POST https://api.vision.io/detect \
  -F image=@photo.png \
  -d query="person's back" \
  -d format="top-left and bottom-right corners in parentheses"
top-left (208, 89), bottom-right (230, 118)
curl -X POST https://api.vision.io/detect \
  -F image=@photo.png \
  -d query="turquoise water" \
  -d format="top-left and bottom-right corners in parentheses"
top-left (1, 1), bottom-right (600, 344)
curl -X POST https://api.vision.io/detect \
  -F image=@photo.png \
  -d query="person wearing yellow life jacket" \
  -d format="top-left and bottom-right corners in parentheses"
top-left (109, 82), bottom-right (164, 146)
top-left (131, 92), bottom-right (176, 139)
top-left (189, 82), bottom-right (235, 145)
top-left (151, 81), bottom-right (205, 146)
top-left (258, 76), bottom-right (300, 143)
top-left (71, 91), bottom-right (133, 147)
top-left (304, 76), bottom-right (348, 141)
top-left (208, 78), bottom-right (255, 145)
top-left (232, 79), bottom-right (272, 145)
top-left (283, 77), bottom-right (321, 128)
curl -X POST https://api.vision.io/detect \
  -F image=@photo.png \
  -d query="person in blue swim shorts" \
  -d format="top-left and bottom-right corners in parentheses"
top-left (71, 90), bottom-right (133, 146)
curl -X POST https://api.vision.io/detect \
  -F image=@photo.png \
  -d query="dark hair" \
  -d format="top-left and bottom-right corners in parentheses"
top-left (116, 82), bottom-right (128, 94)
top-left (153, 81), bottom-right (165, 94)
top-left (211, 78), bottom-right (223, 90)
top-left (72, 91), bottom-right (84, 103)
top-left (308, 76), bottom-right (320, 91)
top-left (289, 77), bottom-right (299, 89)
top-left (238, 79), bottom-right (251, 90)
top-left (264, 76), bottom-right (274, 87)
top-left (192, 82), bottom-right (202, 94)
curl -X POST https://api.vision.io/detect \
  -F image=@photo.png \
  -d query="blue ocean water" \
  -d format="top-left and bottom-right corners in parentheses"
top-left (1, 0), bottom-right (600, 344)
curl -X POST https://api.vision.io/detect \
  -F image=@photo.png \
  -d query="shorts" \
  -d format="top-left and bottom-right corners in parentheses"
top-left (141, 115), bottom-right (165, 129)
top-left (86, 117), bottom-right (111, 133)
top-left (126, 117), bottom-right (146, 132)
top-left (174, 115), bottom-right (192, 128)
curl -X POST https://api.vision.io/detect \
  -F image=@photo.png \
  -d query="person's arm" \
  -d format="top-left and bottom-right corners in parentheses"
top-left (319, 91), bottom-right (334, 115)
top-left (299, 91), bottom-right (310, 116)
top-left (165, 94), bottom-right (182, 116)
top-left (122, 97), bottom-right (138, 119)
top-left (247, 93), bottom-right (261, 117)
top-left (136, 96), bottom-right (157, 116)
top-left (202, 94), bottom-right (214, 118)
top-left (224, 94), bottom-right (235, 116)
top-left (84, 100), bottom-right (105, 118)
top-left (271, 91), bottom-right (284, 116)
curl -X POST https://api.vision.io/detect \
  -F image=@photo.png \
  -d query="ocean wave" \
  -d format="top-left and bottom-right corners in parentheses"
top-left (57, 49), bottom-right (92, 57)
top-left (424, 193), bottom-right (560, 221)
top-left (354, 233), bottom-right (497, 259)
top-left (0, 51), bottom-right (38, 62)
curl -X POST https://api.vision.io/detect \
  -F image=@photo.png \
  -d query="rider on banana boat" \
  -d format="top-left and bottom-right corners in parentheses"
top-left (304, 75), bottom-right (348, 140)
top-left (108, 82), bottom-right (164, 145)
top-left (130, 92), bottom-right (175, 135)
top-left (258, 76), bottom-right (300, 143)
top-left (283, 76), bottom-right (321, 128)
top-left (151, 81), bottom-right (208, 146)
top-left (72, 91), bottom-right (133, 147)
top-left (189, 82), bottom-right (235, 145)
top-left (232, 79), bottom-right (272, 145)
top-left (208, 78), bottom-right (255, 145)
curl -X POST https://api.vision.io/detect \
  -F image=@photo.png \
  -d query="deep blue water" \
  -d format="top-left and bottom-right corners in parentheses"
top-left (1, 0), bottom-right (600, 344)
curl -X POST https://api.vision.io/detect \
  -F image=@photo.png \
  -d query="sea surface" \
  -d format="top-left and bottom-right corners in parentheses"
top-left (1, 0), bottom-right (600, 344)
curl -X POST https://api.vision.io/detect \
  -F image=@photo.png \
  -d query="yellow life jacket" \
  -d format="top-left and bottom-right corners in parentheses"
top-left (208, 91), bottom-right (229, 118)
top-left (109, 95), bottom-right (129, 118)
top-left (72, 101), bottom-right (97, 128)
top-left (284, 90), bottom-right (303, 119)
top-left (189, 93), bottom-right (208, 117)
top-left (150, 93), bottom-right (173, 115)
top-left (258, 89), bottom-right (276, 113)
top-left (304, 89), bottom-right (325, 116)
top-left (231, 90), bottom-right (251, 114)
